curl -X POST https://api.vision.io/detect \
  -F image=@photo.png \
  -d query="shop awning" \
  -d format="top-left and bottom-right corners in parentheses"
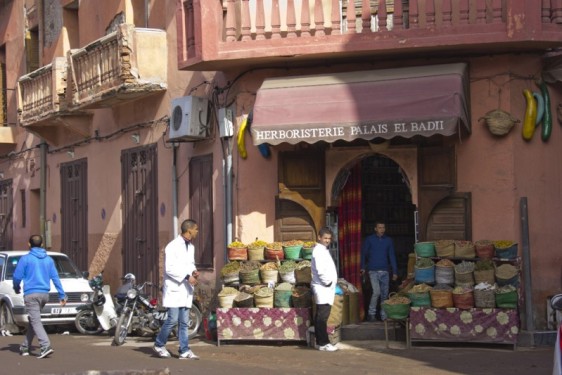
top-left (251, 63), bottom-right (470, 145)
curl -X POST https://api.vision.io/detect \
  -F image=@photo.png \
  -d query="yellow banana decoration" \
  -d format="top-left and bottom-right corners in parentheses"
top-left (522, 89), bottom-right (537, 141)
top-left (237, 116), bottom-right (248, 159)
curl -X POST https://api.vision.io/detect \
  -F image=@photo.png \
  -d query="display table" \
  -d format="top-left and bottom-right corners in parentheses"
top-left (409, 307), bottom-right (520, 347)
top-left (216, 307), bottom-right (311, 346)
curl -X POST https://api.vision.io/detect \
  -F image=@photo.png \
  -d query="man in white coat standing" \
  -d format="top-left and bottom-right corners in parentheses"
top-left (311, 226), bottom-right (339, 352)
top-left (153, 219), bottom-right (200, 359)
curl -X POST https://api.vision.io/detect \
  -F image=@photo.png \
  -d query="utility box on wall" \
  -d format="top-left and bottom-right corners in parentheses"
top-left (169, 96), bottom-right (210, 141)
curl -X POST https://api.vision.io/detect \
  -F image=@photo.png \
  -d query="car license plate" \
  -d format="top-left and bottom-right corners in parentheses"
top-left (51, 307), bottom-right (76, 315)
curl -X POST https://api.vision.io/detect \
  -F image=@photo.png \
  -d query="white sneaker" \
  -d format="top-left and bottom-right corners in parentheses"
top-left (318, 343), bottom-right (338, 352)
top-left (153, 345), bottom-right (171, 358)
top-left (178, 349), bottom-right (199, 360)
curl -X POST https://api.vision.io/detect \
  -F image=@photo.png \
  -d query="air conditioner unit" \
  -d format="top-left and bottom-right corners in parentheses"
top-left (169, 96), bottom-right (210, 141)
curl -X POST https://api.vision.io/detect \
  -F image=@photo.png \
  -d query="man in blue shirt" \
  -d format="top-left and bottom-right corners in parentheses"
top-left (360, 220), bottom-right (398, 322)
top-left (13, 235), bottom-right (67, 358)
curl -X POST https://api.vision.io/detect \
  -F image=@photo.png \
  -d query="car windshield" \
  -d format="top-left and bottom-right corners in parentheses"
top-left (5, 254), bottom-right (83, 280)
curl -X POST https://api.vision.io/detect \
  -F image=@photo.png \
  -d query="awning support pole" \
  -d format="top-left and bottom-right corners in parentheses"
top-left (521, 197), bottom-right (534, 332)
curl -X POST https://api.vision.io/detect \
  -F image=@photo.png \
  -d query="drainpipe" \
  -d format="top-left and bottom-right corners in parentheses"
top-left (40, 142), bottom-right (47, 241)
top-left (520, 197), bottom-right (534, 332)
top-left (172, 142), bottom-right (179, 237)
top-left (224, 152), bottom-right (233, 262)
top-left (144, 0), bottom-right (149, 27)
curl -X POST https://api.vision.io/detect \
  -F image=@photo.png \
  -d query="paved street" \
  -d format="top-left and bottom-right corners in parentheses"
top-left (0, 330), bottom-right (553, 375)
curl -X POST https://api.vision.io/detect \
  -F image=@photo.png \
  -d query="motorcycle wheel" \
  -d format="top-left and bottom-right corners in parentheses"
top-left (113, 308), bottom-right (132, 346)
top-left (188, 304), bottom-right (202, 339)
top-left (75, 309), bottom-right (104, 335)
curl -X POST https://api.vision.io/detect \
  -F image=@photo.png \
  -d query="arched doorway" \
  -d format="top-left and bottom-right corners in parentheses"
top-left (336, 154), bottom-right (416, 320)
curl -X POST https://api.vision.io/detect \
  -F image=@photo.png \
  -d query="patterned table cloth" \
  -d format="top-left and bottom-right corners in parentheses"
top-left (409, 307), bottom-right (520, 344)
top-left (216, 307), bottom-right (311, 345)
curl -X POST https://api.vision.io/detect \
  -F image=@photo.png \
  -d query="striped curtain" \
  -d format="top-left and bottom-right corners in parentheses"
top-left (338, 163), bottom-right (364, 320)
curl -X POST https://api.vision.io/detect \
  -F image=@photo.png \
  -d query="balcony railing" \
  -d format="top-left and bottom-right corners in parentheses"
top-left (177, 0), bottom-right (562, 71)
top-left (68, 23), bottom-right (167, 109)
top-left (17, 57), bottom-right (67, 126)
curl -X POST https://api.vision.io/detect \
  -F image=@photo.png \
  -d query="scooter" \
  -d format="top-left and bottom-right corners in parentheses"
top-left (74, 272), bottom-right (119, 335)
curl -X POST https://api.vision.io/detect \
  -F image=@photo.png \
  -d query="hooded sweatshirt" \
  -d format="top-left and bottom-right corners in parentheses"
top-left (13, 247), bottom-right (66, 300)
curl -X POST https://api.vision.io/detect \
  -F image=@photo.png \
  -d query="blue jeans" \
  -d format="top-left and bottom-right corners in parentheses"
top-left (155, 307), bottom-right (190, 354)
top-left (368, 270), bottom-right (390, 319)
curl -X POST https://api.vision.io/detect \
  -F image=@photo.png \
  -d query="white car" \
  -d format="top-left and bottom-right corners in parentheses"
top-left (0, 250), bottom-right (92, 333)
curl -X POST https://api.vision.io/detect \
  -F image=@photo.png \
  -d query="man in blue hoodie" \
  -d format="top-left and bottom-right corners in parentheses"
top-left (360, 220), bottom-right (398, 322)
top-left (13, 235), bottom-right (67, 358)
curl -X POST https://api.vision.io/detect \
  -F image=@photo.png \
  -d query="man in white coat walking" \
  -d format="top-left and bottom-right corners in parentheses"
top-left (311, 226), bottom-right (339, 352)
top-left (153, 219), bottom-right (200, 359)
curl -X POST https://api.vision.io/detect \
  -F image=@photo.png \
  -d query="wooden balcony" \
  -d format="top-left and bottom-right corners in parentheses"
top-left (68, 23), bottom-right (167, 110)
top-left (177, 0), bottom-right (562, 71)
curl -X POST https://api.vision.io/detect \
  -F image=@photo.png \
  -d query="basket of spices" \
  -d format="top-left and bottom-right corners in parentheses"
top-left (274, 282), bottom-right (293, 307)
top-left (265, 242), bottom-right (284, 260)
top-left (452, 286), bottom-right (474, 309)
top-left (407, 283), bottom-right (432, 307)
top-left (301, 241), bottom-right (315, 260)
top-left (234, 291), bottom-right (254, 308)
top-left (218, 287), bottom-right (239, 308)
top-left (435, 258), bottom-right (455, 285)
top-left (495, 285), bottom-right (518, 309)
top-left (414, 241), bottom-right (436, 258)
top-left (382, 293), bottom-right (411, 320)
top-left (430, 284), bottom-right (454, 308)
top-left (279, 260), bottom-right (297, 284)
top-left (239, 260), bottom-right (261, 285)
top-left (260, 262), bottom-right (279, 285)
top-left (454, 261), bottom-right (475, 287)
top-left (220, 261), bottom-right (241, 286)
top-left (474, 282), bottom-right (496, 308)
top-left (473, 259), bottom-right (495, 285)
top-left (295, 260), bottom-right (312, 285)
top-left (227, 241), bottom-right (248, 261)
top-left (283, 240), bottom-right (304, 260)
top-left (247, 239), bottom-right (267, 261)
top-left (292, 285), bottom-right (312, 308)
top-left (434, 239), bottom-right (455, 258)
top-left (474, 240), bottom-right (494, 259)
top-left (495, 263), bottom-right (519, 287)
top-left (454, 240), bottom-right (475, 258)
top-left (494, 240), bottom-right (518, 259)
top-left (414, 257), bottom-right (435, 285)
top-left (254, 286), bottom-right (274, 307)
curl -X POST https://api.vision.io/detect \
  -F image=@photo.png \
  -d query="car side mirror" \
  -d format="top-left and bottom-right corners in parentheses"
top-left (82, 271), bottom-right (90, 279)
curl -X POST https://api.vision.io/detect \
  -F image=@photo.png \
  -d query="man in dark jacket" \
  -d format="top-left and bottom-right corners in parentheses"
top-left (13, 235), bottom-right (67, 358)
top-left (360, 220), bottom-right (398, 322)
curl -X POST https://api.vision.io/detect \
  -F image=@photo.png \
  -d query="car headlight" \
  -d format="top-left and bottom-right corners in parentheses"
top-left (126, 289), bottom-right (138, 299)
top-left (80, 293), bottom-right (90, 302)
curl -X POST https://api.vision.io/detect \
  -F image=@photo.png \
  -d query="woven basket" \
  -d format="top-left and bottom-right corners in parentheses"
top-left (474, 240), bottom-right (494, 259)
top-left (228, 247), bottom-right (248, 261)
top-left (455, 270), bottom-right (475, 287)
top-left (382, 302), bottom-right (411, 320)
top-left (301, 247), bottom-right (314, 260)
top-left (414, 242), bottom-right (436, 258)
top-left (279, 270), bottom-right (296, 284)
top-left (254, 294), bottom-right (274, 308)
top-left (274, 289), bottom-right (293, 307)
top-left (292, 286), bottom-right (312, 308)
top-left (260, 269), bottom-right (279, 285)
top-left (218, 293), bottom-right (237, 308)
top-left (454, 241), bottom-right (475, 258)
top-left (247, 247), bottom-right (265, 261)
top-left (407, 291), bottom-right (431, 307)
top-left (474, 289), bottom-right (496, 308)
top-left (474, 269), bottom-right (495, 285)
top-left (283, 245), bottom-right (302, 260)
top-left (452, 290), bottom-right (474, 309)
top-left (222, 272), bottom-right (240, 286)
top-left (234, 292), bottom-right (254, 308)
top-left (239, 269), bottom-right (260, 285)
top-left (265, 247), bottom-right (284, 260)
top-left (480, 109), bottom-right (519, 136)
top-left (495, 290), bottom-right (518, 308)
top-left (435, 265), bottom-right (454, 285)
top-left (414, 265), bottom-right (435, 284)
top-left (435, 240), bottom-right (455, 257)
top-left (295, 267), bottom-right (312, 284)
top-left (430, 289), bottom-right (454, 308)
top-left (495, 244), bottom-right (518, 259)
top-left (495, 264), bottom-right (518, 287)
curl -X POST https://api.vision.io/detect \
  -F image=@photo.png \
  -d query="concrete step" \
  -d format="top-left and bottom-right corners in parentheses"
top-left (341, 321), bottom-right (407, 342)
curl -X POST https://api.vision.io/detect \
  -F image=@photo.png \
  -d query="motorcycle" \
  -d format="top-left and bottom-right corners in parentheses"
top-left (74, 272), bottom-right (119, 335)
top-left (552, 294), bottom-right (562, 375)
top-left (112, 274), bottom-right (202, 346)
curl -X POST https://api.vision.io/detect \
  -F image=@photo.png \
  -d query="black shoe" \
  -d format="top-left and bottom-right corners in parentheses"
top-left (367, 315), bottom-right (376, 322)
top-left (38, 346), bottom-right (54, 359)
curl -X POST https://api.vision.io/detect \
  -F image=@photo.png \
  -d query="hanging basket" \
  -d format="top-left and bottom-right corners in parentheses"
top-left (479, 109), bottom-right (519, 136)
